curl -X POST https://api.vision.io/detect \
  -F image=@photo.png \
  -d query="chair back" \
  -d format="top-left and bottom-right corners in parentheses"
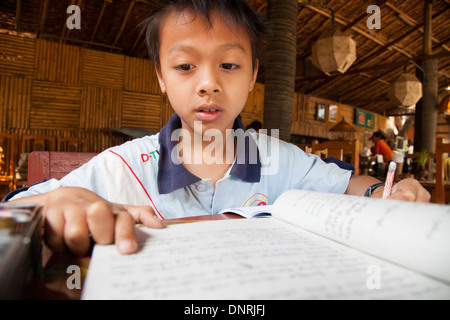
top-left (57, 137), bottom-right (88, 152)
top-left (21, 134), bottom-right (56, 153)
top-left (435, 138), bottom-right (450, 204)
top-left (312, 139), bottom-right (360, 175)
top-left (28, 151), bottom-right (98, 185)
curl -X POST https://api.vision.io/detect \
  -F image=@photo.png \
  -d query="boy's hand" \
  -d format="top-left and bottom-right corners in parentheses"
top-left (371, 178), bottom-right (430, 202)
top-left (14, 187), bottom-right (163, 256)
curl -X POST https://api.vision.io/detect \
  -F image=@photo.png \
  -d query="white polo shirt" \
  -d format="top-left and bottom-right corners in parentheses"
top-left (10, 114), bottom-right (352, 220)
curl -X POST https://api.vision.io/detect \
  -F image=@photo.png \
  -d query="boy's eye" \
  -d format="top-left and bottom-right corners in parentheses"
top-left (175, 64), bottom-right (195, 71)
top-left (220, 63), bottom-right (239, 70)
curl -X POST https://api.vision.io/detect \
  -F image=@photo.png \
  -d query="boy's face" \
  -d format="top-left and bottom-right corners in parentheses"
top-left (156, 10), bottom-right (258, 137)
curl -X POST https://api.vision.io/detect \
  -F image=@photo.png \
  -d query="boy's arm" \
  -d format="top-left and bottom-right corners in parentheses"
top-left (346, 174), bottom-right (431, 202)
top-left (8, 187), bottom-right (163, 256)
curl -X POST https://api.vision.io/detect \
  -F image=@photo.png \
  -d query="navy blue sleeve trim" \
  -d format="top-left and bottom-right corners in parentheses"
top-left (1, 180), bottom-right (48, 203)
top-left (323, 156), bottom-right (355, 174)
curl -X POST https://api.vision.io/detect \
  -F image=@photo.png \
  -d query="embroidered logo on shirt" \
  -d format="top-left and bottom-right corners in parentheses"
top-left (243, 193), bottom-right (268, 206)
top-left (141, 150), bottom-right (160, 162)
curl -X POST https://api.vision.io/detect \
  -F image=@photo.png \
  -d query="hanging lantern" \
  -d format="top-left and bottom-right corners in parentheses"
top-left (329, 117), bottom-right (356, 141)
top-left (438, 77), bottom-right (450, 114)
top-left (389, 73), bottom-right (423, 107)
top-left (329, 117), bottom-right (356, 133)
top-left (311, 28), bottom-right (357, 74)
top-left (439, 93), bottom-right (450, 114)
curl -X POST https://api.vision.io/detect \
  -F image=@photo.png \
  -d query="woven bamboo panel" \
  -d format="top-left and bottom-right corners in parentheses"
top-left (81, 49), bottom-right (124, 89)
top-left (290, 92), bottom-right (307, 134)
top-left (124, 56), bottom-right (161, 94)
top-left (160, 95), bottom-right (175, 128)
top-left (121, 91), bottom-right (162, 131)
top-left (34, 39), bottom-right (81, 84)
top-left (0, 75), bottom-right (32, 130)
top-left (243, 82), bottom-right (264, 115)
top-left (339, 104), bottom-right (355, 126)
top-left (30, 80), bottom-right (81, 129)
top-left (0, 34), bottom-right (35, 77)
top-left (81, 86), bottom-right (122, 130)
top-left (240, 83), bottom-right (264, 128)
top-left (239, 112), bottom-right (263, 129)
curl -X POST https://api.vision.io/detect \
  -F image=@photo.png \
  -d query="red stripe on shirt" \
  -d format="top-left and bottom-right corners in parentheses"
top-left (108, 150), bottom-right (164, 220)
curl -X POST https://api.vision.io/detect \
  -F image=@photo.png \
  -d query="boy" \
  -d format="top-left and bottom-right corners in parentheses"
top-left (6, 0), bottom-right (430, 257)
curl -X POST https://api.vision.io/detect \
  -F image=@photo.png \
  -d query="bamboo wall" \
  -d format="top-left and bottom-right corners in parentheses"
top-left (0, 34), bottom-right (173, 155)
top-left (0, 34), bottom-right (385, 158)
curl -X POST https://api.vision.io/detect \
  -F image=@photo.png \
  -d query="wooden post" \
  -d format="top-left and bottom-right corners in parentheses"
top-left (263, 0), bottom-right (298, 142)
top-left (416, 0), bottom-right (438, 153)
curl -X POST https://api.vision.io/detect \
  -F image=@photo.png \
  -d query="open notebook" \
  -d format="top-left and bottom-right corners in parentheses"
top-left (218, 205), bottom-right (272, 218)
top-left (82, 189), bottom-right (450, 299)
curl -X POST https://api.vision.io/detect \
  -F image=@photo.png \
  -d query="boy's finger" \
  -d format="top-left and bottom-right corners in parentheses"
top-left (44, 207), bottom-right (66, 253)
top-left (114, 211), bottom-right (138, 255)
top-left (63, 207), bottom-right (91, 256)
top-left (86, 201), bottom-right (115, 245)
top-left (125, 205), bottom-right (164, 229)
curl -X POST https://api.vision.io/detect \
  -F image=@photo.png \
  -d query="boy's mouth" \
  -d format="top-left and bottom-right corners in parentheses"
top-left (195, 105), bottom-right (223, 122)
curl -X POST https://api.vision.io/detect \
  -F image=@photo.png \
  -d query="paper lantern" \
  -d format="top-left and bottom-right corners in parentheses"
top-left (439, 94), bottom-right (450, 114)
top-left (389, 73), bottom-right (423, 107)
top-left (311, 28), bottom-right (357, 74)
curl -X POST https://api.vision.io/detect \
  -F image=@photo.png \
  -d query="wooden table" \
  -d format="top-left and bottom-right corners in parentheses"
top-left (21, 213), bottom-right (241, 300)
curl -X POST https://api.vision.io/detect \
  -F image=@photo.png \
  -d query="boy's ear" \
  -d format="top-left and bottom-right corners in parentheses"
top-left (155, 67), bottom-right (166, 94)
top-left (249, 60), bottom-right (259, 92)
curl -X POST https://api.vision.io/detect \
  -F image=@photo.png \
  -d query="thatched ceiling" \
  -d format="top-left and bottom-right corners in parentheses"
top-left (1, 0), bottom-right (449, 116)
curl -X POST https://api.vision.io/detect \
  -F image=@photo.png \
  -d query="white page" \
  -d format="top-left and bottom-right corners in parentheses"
top-left (272, 190), bottom-right (450, 284)
top-left (82, 218), bottom-right (450, 300)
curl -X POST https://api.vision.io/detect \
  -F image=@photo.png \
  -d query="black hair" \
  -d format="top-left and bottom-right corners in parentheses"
top-left (140, 0), bottom-right (271, 72)
top-left (372, 130), bottom-right (385, 140)
top-left (246, 120), bottom-right (262, 131)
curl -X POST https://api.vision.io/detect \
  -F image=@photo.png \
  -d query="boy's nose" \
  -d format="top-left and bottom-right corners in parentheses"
top-left (196, 69), bottom-right (222, 97)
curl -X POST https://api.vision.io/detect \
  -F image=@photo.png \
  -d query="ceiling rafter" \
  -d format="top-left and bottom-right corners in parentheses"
top-left (60, 0), bottom-right (82, 44)
top-left (385, 2), bottom-right (450, 52)
top-left (15, 0), bottom-right (22, 31)
top-left (89, 0), bottom-right (111, 47)
top-left (297, 0), bottom-right (416, 59)
top-left (36, 0), bottom-right (49, 38)
top-left (341, 0), bottom-right (390, 32)
top-left (112, 0), bottom-right (136, 47)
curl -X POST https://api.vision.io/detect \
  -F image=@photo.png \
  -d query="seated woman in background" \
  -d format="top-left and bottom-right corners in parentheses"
top-left (370, 130), bottom-right (393, 163)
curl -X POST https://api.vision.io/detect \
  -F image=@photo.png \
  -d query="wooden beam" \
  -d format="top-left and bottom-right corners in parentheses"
top-left (297, 0), bottom-right (415, 59)
top-left (112, 0), bottom-right (136, 47)
top-left (15, 0), bottom-right (22, 30)
top-left (41, 33), bottom-right (123, 51)
top-left (89, 0), bottom-right (110, 46)
top-left (60, 0), bottom-right (82, 44)
top-left (130, 23), bottom-right (146, 55)
top-left (296, 51), bottom-right (450, 83)
top-left (37, 0), bottom-right (49, 38)
top-left (341, 0), bottom-right (389, 32)
top-left (352, 24), bottom-right (424, 70)
top-left (385, 2), bottom-right (450, 52)
top-left (433, 35), bottom-right (450, 50)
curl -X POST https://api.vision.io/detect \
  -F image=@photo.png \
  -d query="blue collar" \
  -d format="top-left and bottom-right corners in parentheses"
top-left (157, 113), bottom-right (261, 194)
